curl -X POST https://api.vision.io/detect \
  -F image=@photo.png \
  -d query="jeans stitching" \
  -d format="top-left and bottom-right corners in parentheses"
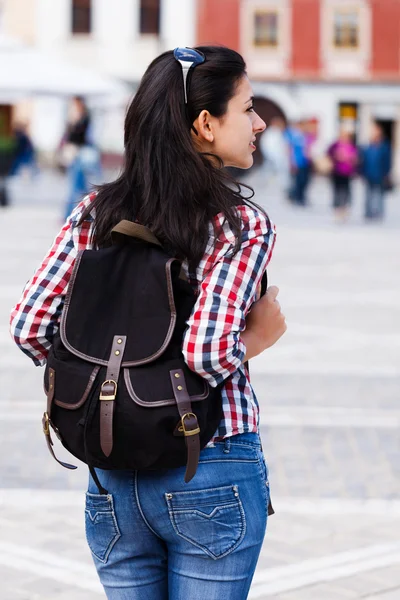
top-left (166, 490), bottom-right (247, 560)
top-left (165, 484), bottom-right (238, 497)
top-left (134, 471), bottom-right (163, 540)
top-left (171, 503), bottom-right (238, 516)
top-left (85, 493), bottom-right (121, 564)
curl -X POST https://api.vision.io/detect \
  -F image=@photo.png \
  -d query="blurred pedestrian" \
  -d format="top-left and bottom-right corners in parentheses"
top-left (328, 127), bottom-right (358, 222)
top-left (260, 116), bottom-right (290, 193)
top-left (10, 46), bottom-right (286, 599)
top-left (360, 122), bottom-right (391, 220)
top-left (0, 135), bottom-right (16, 207)
top-left (285, 120), bottom-right (311, 206)
top-left (10, 122), bottom-right (38, 178)
top-left (303, 117), bottom-right (318, 159)
top-left (60, 96), bottom-right (101, 220)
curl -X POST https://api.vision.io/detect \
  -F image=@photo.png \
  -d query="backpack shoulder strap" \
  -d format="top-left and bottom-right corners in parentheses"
top-left (111, 220), bottom-right (162, 247)
top-left (111, 220), bottom-right (189, 283)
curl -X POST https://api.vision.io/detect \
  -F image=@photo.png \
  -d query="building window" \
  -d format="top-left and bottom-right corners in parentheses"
top-left (72, 0), bottom-right (91, 34)
top-left (140, 0), bottom-right (160, 35)
top-left (334, 10), bottom-right (359, 48)
top-left (253, 11), bottom-right (279, 47)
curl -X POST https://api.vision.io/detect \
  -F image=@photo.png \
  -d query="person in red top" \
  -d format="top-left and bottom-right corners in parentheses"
top-left (10, 46), bottom-right (286, 599)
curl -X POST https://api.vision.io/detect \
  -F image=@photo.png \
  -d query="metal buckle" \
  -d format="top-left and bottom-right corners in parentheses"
top-left (100, 379), bottom-right (118, 401)
top-left (179, 412), bottom-right (200, 437)
top-left (43, 412), bottom-right (50, 435)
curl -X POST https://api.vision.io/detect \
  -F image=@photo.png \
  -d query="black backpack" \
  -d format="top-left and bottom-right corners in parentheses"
top-left (42, 220), bottom-right (224, 494)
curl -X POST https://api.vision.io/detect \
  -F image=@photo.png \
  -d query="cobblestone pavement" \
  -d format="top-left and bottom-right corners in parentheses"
top-left (0, 169), bottom-right (399, 599)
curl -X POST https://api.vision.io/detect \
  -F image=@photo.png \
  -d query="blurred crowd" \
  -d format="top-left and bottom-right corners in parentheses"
top-left (261, 117), bottom-right (392, 222)
top-left (0, 96), bottom-right (101, 214)
top-left (1, 102), bottom-right (394, 224)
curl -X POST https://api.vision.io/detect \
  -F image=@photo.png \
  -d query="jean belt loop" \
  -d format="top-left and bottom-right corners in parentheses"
top-left (223, 437), bottom-right (231, 454)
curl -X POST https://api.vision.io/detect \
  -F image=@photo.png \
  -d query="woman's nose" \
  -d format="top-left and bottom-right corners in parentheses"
top-left (254, 113), bottom-right (266, 133)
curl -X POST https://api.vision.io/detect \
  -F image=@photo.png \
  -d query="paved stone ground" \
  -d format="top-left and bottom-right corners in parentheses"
top-left (0, 168), bottom-right (399, 599)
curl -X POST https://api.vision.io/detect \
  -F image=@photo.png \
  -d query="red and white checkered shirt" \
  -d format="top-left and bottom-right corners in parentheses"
top-left (10, 193), bottom-right (276, 440)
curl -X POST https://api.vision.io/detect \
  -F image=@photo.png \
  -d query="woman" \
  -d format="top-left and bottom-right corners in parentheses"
top-left (328, 128), bottom-right (358, 222)
top-left (10, 47), bottom-right (286, 599)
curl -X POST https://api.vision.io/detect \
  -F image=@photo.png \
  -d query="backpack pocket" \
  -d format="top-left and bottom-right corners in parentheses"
top-left (124, 358), bottom-right (208, 407)
top-left (44, 349), bottom-right (102, 462)
top-left (45, 352), bottom-right (100, 410)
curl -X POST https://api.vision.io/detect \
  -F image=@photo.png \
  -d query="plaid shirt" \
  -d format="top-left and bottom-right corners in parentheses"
top-left (10, 194), bottom-right (276, 440)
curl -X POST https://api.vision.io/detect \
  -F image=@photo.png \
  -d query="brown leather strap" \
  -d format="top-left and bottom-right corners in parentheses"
top-left (170, 369), bottom-right (200, 483)
top-left (46, 367), bottom-right (55, 415)
top-left (100, 335), bottom-right (126, 457)
top-left (43, 368), bottom-right (76, 470)
top-left (268, 497), bottom-right (275, 516)
top-left (111, 220), bottom-right (162, 247)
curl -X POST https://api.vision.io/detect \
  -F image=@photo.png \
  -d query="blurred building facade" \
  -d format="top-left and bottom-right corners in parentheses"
top-left (0, 0), bottom-right (197, 155)
top-left (1, 0), bottom-right (400, 177)
top-left (197, 0), bottom-right (400, 176)
top-left (2, 0), bottom-right (196, 81)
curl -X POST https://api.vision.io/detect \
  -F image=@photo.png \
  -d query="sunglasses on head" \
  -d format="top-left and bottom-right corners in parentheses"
top-left (173, 47), bottom-right (206, 104)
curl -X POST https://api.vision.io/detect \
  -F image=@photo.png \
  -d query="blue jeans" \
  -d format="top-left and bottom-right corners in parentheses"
top-left (365, 181), bottom-right (385, 219)
top-left (291, 165), bottom-right (310, 205)
top-left (85, 432), bottom-right (270, 599)
top-left (65, 147), bottom-right (102, 220)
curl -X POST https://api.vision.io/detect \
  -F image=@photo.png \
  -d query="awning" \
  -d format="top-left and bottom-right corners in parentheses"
top-left (0, 34), bottom-right (129, 100)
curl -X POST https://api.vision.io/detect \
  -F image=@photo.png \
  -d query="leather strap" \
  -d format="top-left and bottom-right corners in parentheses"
top-left (42, 368), bottom-right (76, 470)
top-left (170, 369), bottom-right (200, 483)
top-left (100, 335), bottom-right (126, 457)
top-left (46, 367), bottom-right (55, 415)
top-left (111, 220), bottom-right (162, 247)
top-left (268, 498), bottom-right (275, 516)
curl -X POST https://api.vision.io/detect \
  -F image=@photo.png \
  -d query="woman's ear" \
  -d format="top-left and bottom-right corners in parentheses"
top-left (193, 110), bottom-right (214, 143)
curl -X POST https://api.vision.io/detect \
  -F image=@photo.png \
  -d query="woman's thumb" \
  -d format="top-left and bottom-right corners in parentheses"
top-left (266, 286), bottom-right (279, 302)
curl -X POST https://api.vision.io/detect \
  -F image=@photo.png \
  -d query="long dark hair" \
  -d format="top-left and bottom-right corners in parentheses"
top-left (82, 46), bottom-right (263, 268)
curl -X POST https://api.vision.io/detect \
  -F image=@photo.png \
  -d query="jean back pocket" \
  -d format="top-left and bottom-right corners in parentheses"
top-left (85, 493), bottom-right (121, 564)
top-left (165, 484), bottom-right (246, 560)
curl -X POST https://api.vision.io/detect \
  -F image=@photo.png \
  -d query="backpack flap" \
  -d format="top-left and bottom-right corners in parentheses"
top-left (61, 243), bottom-right (181, 364)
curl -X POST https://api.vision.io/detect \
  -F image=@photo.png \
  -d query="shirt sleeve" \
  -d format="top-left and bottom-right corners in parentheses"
top-left (182, 206), bottom-right (276, 388)
top-left (9, 196), bottom-right (94, 366)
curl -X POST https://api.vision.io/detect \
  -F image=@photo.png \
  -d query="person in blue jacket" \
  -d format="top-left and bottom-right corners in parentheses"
top-left (360, 122), bottom-right (392, 220)
top-left (10, 122), bottom-right (38, 177)
top-left (285, 120), bottom-right (311, 206)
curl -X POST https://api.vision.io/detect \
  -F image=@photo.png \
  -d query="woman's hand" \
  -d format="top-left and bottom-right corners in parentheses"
top-left (241, 286), bottom-right (287, 361)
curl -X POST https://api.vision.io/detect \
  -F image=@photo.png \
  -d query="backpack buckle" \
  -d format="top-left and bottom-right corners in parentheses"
top-left (179, 413), bottom-right (200, 437)
top-left (100, 379), bottom-right (118, 401)
top-left (43, 411), bottom-right (50, 435)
